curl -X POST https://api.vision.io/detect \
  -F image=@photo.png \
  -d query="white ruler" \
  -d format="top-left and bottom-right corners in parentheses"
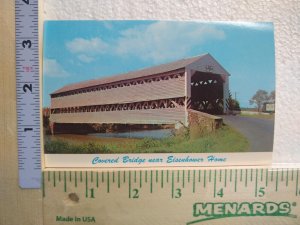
top-left (15, 0), bottom-right (41, 188)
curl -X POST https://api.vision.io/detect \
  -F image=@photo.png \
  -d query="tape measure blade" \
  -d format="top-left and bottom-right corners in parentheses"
top-left (15, 0), bottom-right (41, 188)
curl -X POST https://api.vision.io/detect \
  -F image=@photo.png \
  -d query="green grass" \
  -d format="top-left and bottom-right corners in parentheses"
top-left (240, 112), bottom-right (274, 120)
top-left (44, 125), bottom-right (249, 154)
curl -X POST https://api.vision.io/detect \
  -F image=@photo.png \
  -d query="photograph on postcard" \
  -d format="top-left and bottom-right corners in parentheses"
top-left (42, 21), bottom-right (275, 167)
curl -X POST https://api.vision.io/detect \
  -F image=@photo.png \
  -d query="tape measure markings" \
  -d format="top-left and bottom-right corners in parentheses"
top-left (296, 169), bottom-right (299, 196)
top-left (15, 0), bottom-right (41, 188)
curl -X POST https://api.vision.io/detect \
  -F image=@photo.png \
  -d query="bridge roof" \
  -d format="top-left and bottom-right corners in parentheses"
top-left (51, 54), bottom-right (208, 95)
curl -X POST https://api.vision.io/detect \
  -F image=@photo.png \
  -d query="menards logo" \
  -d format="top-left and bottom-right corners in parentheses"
top-left (187, 201), bottom-right (297, 224)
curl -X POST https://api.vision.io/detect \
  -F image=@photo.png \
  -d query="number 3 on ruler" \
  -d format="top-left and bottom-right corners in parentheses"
top-left (22, 40), bottom-right (32, 48)
top-left (175, 188), bottom-right (182, 198)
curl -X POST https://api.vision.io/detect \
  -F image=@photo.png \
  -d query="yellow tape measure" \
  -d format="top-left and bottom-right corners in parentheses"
top-left (43, 168), bottom-right (300, 225)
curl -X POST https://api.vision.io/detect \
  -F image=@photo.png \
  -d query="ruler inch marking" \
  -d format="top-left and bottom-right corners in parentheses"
top-left (150, 170), bottom-right (153, 193)
top-left (161, 170), bottom-right (164, 188)
top-left (96, 171), bottom-right (98, 188)
top-left (245, 169), bottom-right (248, 187)
top-left (118, 171), bottom-right (120, 188)
top-left (286, 169), bottom-right (289, 187)
top-left (129, 171), bottom-right (131, 198)
top-left (204, 170), bottom-right (206, 188)
top-left (85, 171), bottom-right (88, 198)
top-left (171, 171), bottom-right (174, 198)
top-left (140, 170), bottom-right (142, 188)
top-left (167, 170), bottom-right (169, 183)
top-left (53, 171), bottom-right (56, 187)
top-left (224, 169), bottom-right (227, 187)
top-left (213, 170), bottom-right (217, 198)
top-left (193, 170), bottom-right (195, 193)
top-left (271, 170), bottom-right (274, 182)
top-left (276, 169), bottom-right (279, 192)
top-left (266, 169), bottom-right (268, 187)
top-left (234, 169), bottom-right (237, 192)
top-left (42, 172), bottom-right (45, 197)
top-left (107, 171), bottom-right (110, 193)
top-left (296, 169), bottom-right (299, 196)
top-left (182, 170), bottom-right (185, 188)
top-left (240, 169), bottom-right (243, 182)
top-left (75, 171), bottom-right (77, 187)
top-left (64, 171), bottom-right (67, 193)
top-left (255, 169), bottom-right (258, 197)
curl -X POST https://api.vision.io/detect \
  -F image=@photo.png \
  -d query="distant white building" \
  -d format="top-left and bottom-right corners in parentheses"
top-left (262, 100), bottom-right (275, 113)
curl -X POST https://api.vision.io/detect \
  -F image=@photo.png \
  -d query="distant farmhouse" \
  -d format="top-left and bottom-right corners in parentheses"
top-left (49, 53), bottom-right (230, 134)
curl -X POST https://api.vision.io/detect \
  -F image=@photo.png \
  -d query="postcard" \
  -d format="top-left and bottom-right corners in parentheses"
top-left (43, 21), bottom-right (275, 167)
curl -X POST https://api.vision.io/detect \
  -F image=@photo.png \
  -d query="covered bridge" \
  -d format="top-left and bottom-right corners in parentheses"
top-left (49, 53), bottom-right (230, 134)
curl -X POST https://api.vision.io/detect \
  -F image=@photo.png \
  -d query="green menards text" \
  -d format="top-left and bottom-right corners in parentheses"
top-left (187, 201), bottom-right (296, 224)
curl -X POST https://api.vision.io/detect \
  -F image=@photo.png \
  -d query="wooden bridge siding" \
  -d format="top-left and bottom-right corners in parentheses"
top-left (223, 75), bottom-right (229, 113)
top-left (51, 77), bottom-right (185, 109)
top-left (50, 107), bottom-right (186, 125)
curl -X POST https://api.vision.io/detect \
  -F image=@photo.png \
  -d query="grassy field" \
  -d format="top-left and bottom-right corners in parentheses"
top-left (44, 125), bottom-right (249, 154)
top-left (240, 112), bottom-right (275, 120)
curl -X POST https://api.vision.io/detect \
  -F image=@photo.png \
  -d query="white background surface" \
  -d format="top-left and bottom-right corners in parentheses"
top-left (43, 0), bottom-right (300, 166)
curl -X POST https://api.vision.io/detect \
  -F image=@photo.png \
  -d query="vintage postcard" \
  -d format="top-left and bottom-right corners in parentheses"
top-left (43, 21), bottom-right (275, 167)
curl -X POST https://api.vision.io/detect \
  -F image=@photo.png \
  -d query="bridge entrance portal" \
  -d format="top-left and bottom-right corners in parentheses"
top-left (190, 71), bottom-right (224, 115)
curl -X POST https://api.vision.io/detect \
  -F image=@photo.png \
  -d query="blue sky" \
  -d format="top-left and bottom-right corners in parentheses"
top-left (43, 21), bottom-right (275, 107)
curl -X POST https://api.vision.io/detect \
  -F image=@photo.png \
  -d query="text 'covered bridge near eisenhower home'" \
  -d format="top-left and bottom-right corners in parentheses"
top-left (49, 53), bottom-right (230, 134)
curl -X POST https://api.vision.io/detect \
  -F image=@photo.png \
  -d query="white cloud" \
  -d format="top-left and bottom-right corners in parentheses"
top-left (77, 54), bottom-right (94, 63)
top-left (43, 58), bottom-right (69, 77)
top-left (66, 37), bottom-right (109, 63)
top-left (210, 21), bottom-right (273, 31)
top-left (66, 37), bottom-right (108, 54)
top-left (65, 22), bottom-right (226, 64)
top-left (114, 21), bottom-right (225, 63)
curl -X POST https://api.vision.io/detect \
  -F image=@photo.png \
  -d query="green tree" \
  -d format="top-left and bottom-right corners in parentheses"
top-left (226, 90), bottom-right (241, 112)
top-left (268, 90), bottom-right (275, 101)
top-left (249, 89), bottom-right (269, 111)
